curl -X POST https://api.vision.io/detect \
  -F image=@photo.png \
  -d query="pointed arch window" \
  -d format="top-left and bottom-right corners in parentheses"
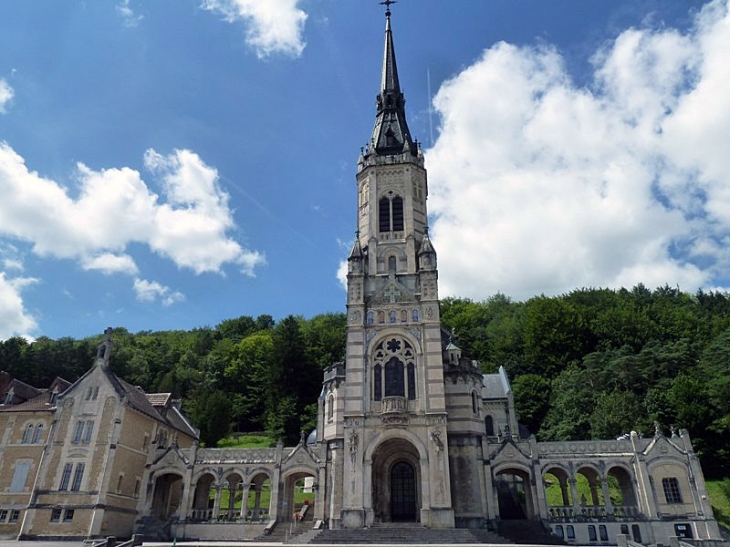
top-left (32, 423), bottom-right (44, 444)
top-left (379, 194), bottom-right (404, 233)
top-left (22, 424), bottom-right (34, 444)
top-left (327, 394), bottom-right (335, 422)
top-left (384, 357), bottom-right (404, 397)
top-left (372, 337), bottom-right (417, 401)
top-left (392, 196), bottom-right (404, 231)
top-left (379, 197), bottom-right (391, 232)
top-left (485, 415), bottom-right (495, 436)
top-left (374, 365), bottom-right (383, 401)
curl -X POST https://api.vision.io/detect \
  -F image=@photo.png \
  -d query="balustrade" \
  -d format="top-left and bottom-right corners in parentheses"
top-left (381, 395), bottom-right (407, 414)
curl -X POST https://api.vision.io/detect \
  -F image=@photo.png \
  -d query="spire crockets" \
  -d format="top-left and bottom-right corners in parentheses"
top-left (367, 4), bottom-right (416, 158)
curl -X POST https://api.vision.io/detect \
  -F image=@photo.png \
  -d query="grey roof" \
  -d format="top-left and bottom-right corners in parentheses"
top-left (482, 366), bottom-right (513, 400)
top-left (365, 11), bottom-right (416, 158)
top-left (482, 374), bottom-right (507, 399)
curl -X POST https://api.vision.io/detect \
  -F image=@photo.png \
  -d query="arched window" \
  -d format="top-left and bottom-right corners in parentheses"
top-left (379, 197), bottom-right (391, 233)
top-left (373, 365), bottom-right (382, 401)
top-left (472, 391), bottom-right (479, 414)
top-left (379, 194), bottom-right (404, 233)
top-left (407, 363), bottom-right (416, 400)
top-left (388, 256), bottom-right (397, 272)
top-left (372, 338), bottom-right (417, 401)
top-left (385, 358), bottom-right (404, 397)
top-left (392, 196), bottom-right (404, 231)
top-left (485, 415), bottom-right (495, 436)
top-left (32, 423), bottom-right (44, 444)
top-left (327, 395), bottom-right (334, 422)
top-left (22, 424), bottom-right (34, 444)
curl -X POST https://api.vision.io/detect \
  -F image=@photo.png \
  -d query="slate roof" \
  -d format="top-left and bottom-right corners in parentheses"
top-left (0, 390), bottom-right (55, 412)
top-left (0, 375), bottom-right (72, 412)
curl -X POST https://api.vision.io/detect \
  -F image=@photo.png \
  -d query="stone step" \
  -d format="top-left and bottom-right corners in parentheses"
top-left (309, 525), bottom-right (511, 544)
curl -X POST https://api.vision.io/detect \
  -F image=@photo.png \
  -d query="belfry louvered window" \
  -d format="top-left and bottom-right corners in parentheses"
top-left (379, 195), bottom-right (404, 233)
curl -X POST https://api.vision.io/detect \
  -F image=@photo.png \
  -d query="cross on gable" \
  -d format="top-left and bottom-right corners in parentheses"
top-left (383, 285), bottom-right (400, 303)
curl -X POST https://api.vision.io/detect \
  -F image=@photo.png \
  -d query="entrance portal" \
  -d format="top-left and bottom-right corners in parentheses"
top-left (372, 437), bottom-right (420, 523)
top-left (390, 461), bottom-right (416, 521)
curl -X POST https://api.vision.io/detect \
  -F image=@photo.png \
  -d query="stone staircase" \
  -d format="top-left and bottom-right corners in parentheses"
top-left (308, 522), bottom-right (510, 544)
top-left (135, 515), bottom-right (172, 541)
top-left (259, 506), bottom-right (316, 544)
top-left (497, 519), bottom-right (565, 545)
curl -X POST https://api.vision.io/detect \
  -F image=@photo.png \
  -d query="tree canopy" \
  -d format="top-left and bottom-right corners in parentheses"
top-left (1, 286), bottom-right (728, 476)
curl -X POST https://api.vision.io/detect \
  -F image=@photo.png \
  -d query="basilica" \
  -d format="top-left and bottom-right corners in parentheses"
top-left (0, 7), bottom-right (723, 546)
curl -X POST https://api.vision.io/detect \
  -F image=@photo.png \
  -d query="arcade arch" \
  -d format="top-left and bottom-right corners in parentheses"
top-left (282, 470), bottom-right (317, 523)
top-left (494, 467), bottom-right (535, 520)
top-left (150, 472), bottom-right (184, 520)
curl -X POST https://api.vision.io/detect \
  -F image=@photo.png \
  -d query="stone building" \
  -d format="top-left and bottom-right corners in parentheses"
top-left (0, 7), bottom-right (723, 545)
top-left (0, 330), bottom-right (198, 540)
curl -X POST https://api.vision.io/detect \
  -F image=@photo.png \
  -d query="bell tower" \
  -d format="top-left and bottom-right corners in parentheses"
top-left (323, 3), bottom-right (455, 529)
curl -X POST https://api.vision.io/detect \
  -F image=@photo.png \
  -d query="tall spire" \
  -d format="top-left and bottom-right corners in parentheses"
top-left (367, 3), bottom-right (416, 158)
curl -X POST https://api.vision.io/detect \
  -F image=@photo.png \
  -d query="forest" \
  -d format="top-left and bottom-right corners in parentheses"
top-left (0, 284), bottom-right (728, 478)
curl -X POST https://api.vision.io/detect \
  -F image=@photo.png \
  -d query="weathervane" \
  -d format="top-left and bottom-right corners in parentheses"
top-left (380, 0), bottom-right (396, 16)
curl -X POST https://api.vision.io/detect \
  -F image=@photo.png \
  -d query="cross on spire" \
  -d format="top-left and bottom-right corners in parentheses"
top-left (380, 0), bottom-right (396, 16)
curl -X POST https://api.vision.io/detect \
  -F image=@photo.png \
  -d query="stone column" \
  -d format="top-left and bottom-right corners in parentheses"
top-left (226, 482), bottom-right (236, 520)
top-left (252, 487), bottom-right (262, 521)
top-left (600, 477), bottom-right (614, 516)
top-left (212, 483), bottom-right (222, 521)
top-left (239, 484), bottom-right (251, 520)
top-left (314, 463), bottom-right (327, 522)
top-left (570, 478), bottom-right (580, 516)
top-left (560, 480), bottom-right (570, 506)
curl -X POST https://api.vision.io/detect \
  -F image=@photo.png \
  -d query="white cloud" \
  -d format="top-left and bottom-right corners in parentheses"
top-left (117, 0), bottom-right (143, 28)
top-left (133, 278), bottom-right (185, 307)
top-left (82, 253), bottom-right (139, 275)
top-left (426, 0), bottom-right (730, 301)
top-left (0, 273), bottom-right (38, 340)
top-left (336, 259), bottom-right (347, 290)
top-left (0, 79), bottom-right (13, 113)
top-left (0, 243), bottom-right (24, 272)
top-left (201, 0), bottom-right (307, 58)
top-left (0, 144), bottom-right (264, 277)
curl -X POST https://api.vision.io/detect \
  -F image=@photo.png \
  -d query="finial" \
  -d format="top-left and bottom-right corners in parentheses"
top-left (380, 0), bottom-right (396, 17)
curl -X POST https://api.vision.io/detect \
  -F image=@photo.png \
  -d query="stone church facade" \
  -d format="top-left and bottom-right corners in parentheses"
top-left (0, 8), bottom-right (722, 546)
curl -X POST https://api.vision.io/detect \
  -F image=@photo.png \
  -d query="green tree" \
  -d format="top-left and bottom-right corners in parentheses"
top-left (512, 373), bottom-right (551, 436)
top-left (266, 316), bottom-right (320, 444)
top-left (225, 332), bottom-right (273, 431)
top-left (188, 389), bottom-right (233, 446)
top-left (589, 390), bottom-right (643, 439)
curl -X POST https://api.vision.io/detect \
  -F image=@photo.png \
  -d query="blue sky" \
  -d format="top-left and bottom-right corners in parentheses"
top-left (1, 0), bottom-right (728, 340)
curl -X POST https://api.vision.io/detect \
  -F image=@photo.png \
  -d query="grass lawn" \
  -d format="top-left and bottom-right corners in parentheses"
top-left (217, 433), bottom-right (276, 448)
top-left (706, 479), bottom-right (730, 532)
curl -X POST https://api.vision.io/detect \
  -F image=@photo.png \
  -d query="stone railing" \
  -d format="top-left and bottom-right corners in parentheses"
top-left (195, 448), bottom-right (282, 464)
top-left (547, 505), bottom-right (642, 521)
top-left (538, 440), bottom-right (634, 456)
top-left (381, 396), bottom-right (407, 414)
top-left (187, 508), bottom-right (269, 523)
